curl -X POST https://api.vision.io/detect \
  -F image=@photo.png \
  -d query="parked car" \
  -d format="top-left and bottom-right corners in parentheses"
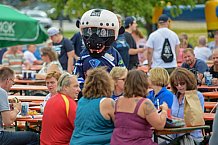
top-left (22, 10), bottom-right (52, 29)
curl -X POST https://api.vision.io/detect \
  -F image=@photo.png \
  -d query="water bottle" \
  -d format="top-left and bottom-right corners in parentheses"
top-left (204, 72), bottom-right (212, 86)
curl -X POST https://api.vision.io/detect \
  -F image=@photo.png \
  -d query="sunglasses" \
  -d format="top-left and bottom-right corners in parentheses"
top-left (174, 82), bottom-right (186, 86)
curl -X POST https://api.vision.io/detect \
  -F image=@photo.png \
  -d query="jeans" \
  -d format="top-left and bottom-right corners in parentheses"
top-left (0, 131), bottom-right (39, 145)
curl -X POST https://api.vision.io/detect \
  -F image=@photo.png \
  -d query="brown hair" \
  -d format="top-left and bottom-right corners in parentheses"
top-left (149, 67), bottom-right (169, 87)
top-left (83, 67), bottom-right (113, 98)
top-left (45, 71), bottom-right (61, 81)
top-left (124, 70), bottom-right (148, 98)
top-left (183, 48), bottom-right (194, 55)
top-left (41, 47), bottom-right (58, 62)
top-left (0, 67), bottom-right (14, 82)
top-left (170, 68), bottom-right (197, 95)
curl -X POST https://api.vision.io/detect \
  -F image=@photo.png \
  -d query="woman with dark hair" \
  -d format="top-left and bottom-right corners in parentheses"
top-left (110, 70), bottom-right (168, 145)
top-left (170, 67), bottom-right (204, 142)
top-left (70, 67), bottom-right (115, 145)
top-left (36, 47), bottom-right (62, 79)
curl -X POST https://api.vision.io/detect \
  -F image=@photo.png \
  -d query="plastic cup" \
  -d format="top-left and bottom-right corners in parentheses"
top-left (21, 102), bottom-right (29, 116)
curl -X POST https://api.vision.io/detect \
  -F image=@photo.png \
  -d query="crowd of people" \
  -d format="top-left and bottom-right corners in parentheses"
top-left (1, 7), bottom-right (218, 145)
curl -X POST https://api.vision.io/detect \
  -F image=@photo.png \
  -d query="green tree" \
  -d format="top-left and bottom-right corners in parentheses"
top-left (43, 0), bottom-right (202, 34)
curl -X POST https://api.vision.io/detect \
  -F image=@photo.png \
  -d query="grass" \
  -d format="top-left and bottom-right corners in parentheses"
top-left (63, 21), bottom-right (208, 47)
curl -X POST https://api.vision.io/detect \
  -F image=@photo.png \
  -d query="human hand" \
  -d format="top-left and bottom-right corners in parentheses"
top-left (138, 48), bottom-right (145, 53)
top-left (13, 102), bottom-right (21, 111)
top-left (159, 102), bottom-right (168, 112)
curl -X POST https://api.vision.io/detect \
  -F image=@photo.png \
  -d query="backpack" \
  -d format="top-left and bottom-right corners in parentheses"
top-left (161, 38), bottom-right (174, 63)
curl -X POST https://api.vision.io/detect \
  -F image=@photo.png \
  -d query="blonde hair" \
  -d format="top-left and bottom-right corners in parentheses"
top-left (149, 67), bottom-right (169, 87)
top-left (57, 72), bottom-right (77, 92)
top-left (110, 67), bottom-right (128, 80)
top-left (83, 67), bottom-right (113, 99)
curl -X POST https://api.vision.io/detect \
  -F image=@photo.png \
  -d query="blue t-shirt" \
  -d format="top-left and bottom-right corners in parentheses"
top-left (112, 34), bottom-right (130, 68)
top-left (70, 32), bottom-right (85, 57)
top-left (70, 97), bottom-right (114, 145)
top-left (73, 47), bottom-right (125, 83)
top-left (53, 37), bottom-right (74, 70)
top-left (181, 58), bottom-right (209, 74)
top-left (147, 87), bottom-right (174, 109)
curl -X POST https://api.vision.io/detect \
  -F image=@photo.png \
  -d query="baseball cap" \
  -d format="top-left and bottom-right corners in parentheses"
top-left (47, 27), bottom-right (60, 37)
top-left (124, 16), bottom-right (136, 28)
top-left (158, 14), bottom-right (170, 23)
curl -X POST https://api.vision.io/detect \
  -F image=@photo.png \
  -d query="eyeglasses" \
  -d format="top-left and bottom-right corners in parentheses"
top-left (174, 82), bottom-right (186, 86)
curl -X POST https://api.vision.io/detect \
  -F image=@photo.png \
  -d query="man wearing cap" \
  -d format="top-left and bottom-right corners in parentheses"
top-left (124, 16), bottom-right (145, 70)
top-left (47, 27), bottom-right (75, 73)
top-left (146, 14), bottom-right (180, 74)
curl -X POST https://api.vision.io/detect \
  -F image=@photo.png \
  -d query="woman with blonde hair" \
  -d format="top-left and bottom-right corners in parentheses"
top-left (147, 67), bottom-right (174, 109)
top-left (70, 67), bottom-right (115, 145)
top-left (110, 67), bottom-right (128, 100)
top-left (111, 70), bottom-right (168, 145)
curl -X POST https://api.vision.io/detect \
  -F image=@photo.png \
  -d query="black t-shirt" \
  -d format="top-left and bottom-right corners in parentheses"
top-left (124, 32), bottom-right (139, 70)
top-left (53, 37), bottom-right (74, 70)
top-left (209, 65), bottom-right (218, 78)
top-left (70, 32), bottom-right (85, 57)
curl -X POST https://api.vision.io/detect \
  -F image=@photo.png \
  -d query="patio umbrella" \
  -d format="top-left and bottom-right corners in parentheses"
top-left (0, 4), bottom-right (49, 48)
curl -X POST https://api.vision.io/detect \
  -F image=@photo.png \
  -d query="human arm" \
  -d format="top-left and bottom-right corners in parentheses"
top-left (147, 47), bottom-right (153, 70)
top-left (209, 107), bottom-right (218, 145)
top-left (100, 98), bottom-right (115, 122)
top-left (144, 99), bottom-right (168, 130)
top-left (129, 48), bottom-right (145, 55)
top-left (67, 50), bottom-right (75, 73)
top-left (175, 45), bottom-right (180, 62)
top-left (1, 103), bottom-right (21, 126)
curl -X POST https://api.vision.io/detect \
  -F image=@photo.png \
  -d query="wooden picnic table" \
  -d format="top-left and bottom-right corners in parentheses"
top-left (198, 85), bottom-right (218, 91)
top-left (154, 125), bottom-right (210, 143)
top-left (203, 92), bottom-right (218, 101)
top-left (8, 95), bottom-right (45, 102)
top-left (14, 79), bottom-right (45, 85)
top-left (204, 102), bottom-right (218, 109)
top-left (204, 113), bottom-right (215, 121)
top-left (29, 106), bottom-right (40, 111)
top-left (11, 85), bottom-right (47, 91)
top-left (23, 65), bottom-right (42, 71)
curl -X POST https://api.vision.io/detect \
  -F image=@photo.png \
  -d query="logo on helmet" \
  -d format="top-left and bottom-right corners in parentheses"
top-left (90, 9), bottom-right (102, 17)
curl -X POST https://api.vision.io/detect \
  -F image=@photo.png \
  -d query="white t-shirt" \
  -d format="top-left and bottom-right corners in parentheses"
top-left (194, 46), bottom-right (212, 62)
top-left (24, 50), bottom-right (37, 65)
top-left (146, 28), bottom-right (180, 68)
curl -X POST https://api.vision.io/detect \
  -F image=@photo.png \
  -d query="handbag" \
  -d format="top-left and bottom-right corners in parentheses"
top-left (184, 90), bottom-right (205, 127)
top-left (165, 117), bottom-right (185, 128)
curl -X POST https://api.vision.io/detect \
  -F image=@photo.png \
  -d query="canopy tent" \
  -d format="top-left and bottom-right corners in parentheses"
top-left (0, 4), bottom-right (49, 48)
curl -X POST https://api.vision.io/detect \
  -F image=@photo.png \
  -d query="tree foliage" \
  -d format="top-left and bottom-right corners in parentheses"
top-left (43, 0), bottom-right (203, 32)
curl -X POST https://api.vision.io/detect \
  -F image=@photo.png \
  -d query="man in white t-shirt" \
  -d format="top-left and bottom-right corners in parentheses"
top-left (194, 35), bottom-right (212, 62)
top-left (146, 14), bottom-right (180, 74)
top-left (24, 45), bottom-right (43, 65)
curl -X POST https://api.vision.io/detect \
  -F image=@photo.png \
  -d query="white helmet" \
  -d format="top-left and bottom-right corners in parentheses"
top-left (80, 9), bottom-right (119, 40)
